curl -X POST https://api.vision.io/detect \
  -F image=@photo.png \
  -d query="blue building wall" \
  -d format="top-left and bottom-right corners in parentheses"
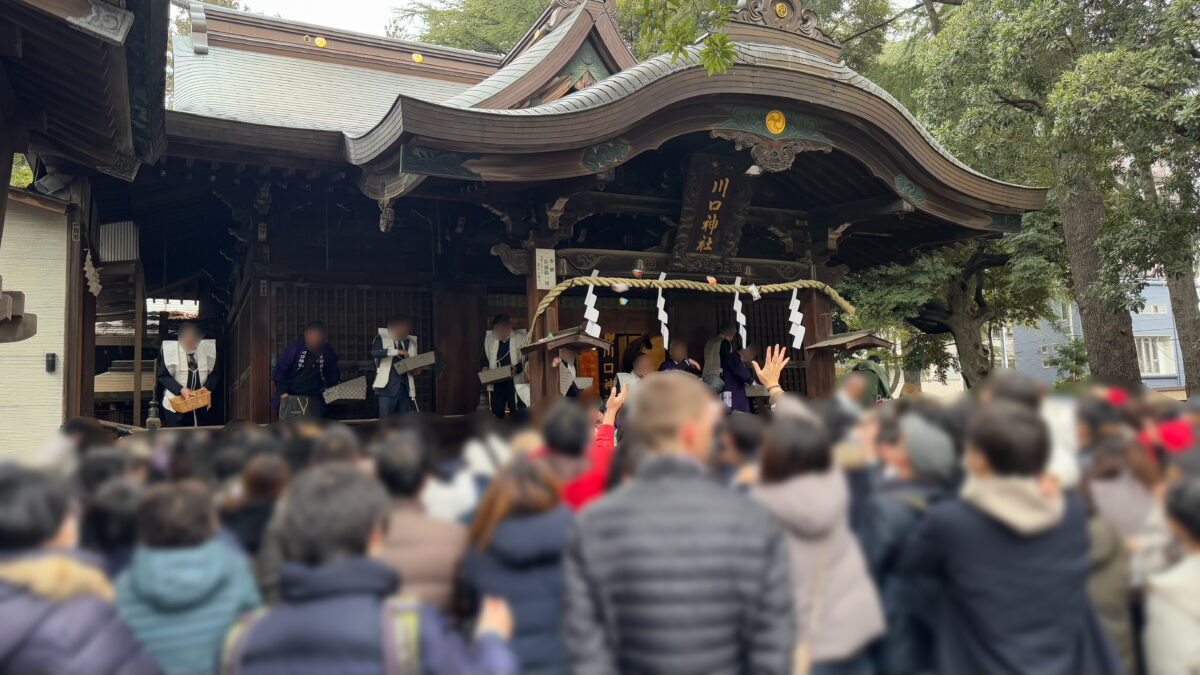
top-left (1010, 279), bottom-right (1188, 390)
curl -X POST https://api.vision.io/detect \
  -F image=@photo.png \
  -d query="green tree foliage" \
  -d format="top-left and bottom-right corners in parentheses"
top-left (839, 211), bottom-right (1063, 388)
top-left (1045, 337), bottom-right (1089, 385)
top-left (9, 154), bottom-right (33, 188)
top-left (908, 0), bottom-right (1200, 386)
top-left (388, 0), bottom-right (547, 53)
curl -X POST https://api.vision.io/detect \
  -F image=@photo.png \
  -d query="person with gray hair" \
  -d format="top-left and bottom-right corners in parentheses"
top-left (858, 409), bottom-right (956, 674)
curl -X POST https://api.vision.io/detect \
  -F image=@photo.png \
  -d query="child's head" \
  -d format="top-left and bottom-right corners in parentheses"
top-left (0, 464), bottom-right (75, 553)
top-left (1076, 396), bottom-right (1123, 448)
top-left (373, 431), bottom-right (429, 500)
top-left (759, 417), bottom-right (832, 483)
top-left (281, 464), bottom-right (390, 566)
top-left (243, 454), bottom-right (290, 502)
top-left (76, 448), bottom-right (132, 499)
top-left (718, 412), bottom-right (764, 468)
top-left (311, 424), bottom-right (362, 466)
top-left (879, 412), bottom-right (955, 484)
top-left (965, 401), bottom-right (1049, 478)
top-left (81, 477), bottom-right (142, 553)
top-left (980, 370), bottom-right (1042, 412)
top-left (137, 480), bottom-right (215, 548)
top-left (1165, 477), bottom-right (1200, 549)
top-left (213, 447), bottom-right (247, 484)
top-left (542, 401), bottom-right (593, 458)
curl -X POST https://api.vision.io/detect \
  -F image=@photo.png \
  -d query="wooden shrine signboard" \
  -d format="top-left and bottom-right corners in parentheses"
top-left (670, 153), bottom-right (753, 273)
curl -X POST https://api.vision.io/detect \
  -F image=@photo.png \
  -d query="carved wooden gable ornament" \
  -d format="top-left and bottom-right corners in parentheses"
top-left (725, 0), bottom-right (841, 60)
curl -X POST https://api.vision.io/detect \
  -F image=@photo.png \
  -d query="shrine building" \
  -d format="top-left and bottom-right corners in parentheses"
top-left (0, 0), bottom-right (1046, 434)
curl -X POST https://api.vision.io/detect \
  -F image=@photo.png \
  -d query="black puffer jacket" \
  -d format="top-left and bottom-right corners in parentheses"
top-left (563, 454), bottom-right (795, 675)
top-left (0, 550), bottom-right (160, 675)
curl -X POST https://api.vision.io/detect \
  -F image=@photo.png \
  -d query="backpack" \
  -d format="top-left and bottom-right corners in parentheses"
top-left (219, 595), bottom-right (422, 675)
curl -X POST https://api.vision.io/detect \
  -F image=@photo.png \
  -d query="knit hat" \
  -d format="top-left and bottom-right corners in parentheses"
top-left (900, 413), bottom-right (956, 483)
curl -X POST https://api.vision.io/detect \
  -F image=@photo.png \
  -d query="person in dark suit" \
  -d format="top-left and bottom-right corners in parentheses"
top-left (370, 314), bottom-right (420, 418)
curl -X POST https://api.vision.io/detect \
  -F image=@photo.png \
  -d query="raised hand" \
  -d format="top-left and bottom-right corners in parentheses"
top-left (603, 383), bottom-right (629, 426)
top-left (751, 344), bottom-right (790, 389)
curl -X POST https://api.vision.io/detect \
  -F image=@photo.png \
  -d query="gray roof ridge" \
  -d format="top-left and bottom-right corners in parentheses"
top-left (443, 4), bottom-right (592, 109)
top-left (194, 1), bottom-right (503, 62)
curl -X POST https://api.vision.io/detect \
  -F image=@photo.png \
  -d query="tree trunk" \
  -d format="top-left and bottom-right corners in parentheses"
top-left (1054, 159), bottom-right (1142, 387)
top-left (1166, 261), bottom-right (1200, 396)
top-left (949, 319), bottom-right (989, 389)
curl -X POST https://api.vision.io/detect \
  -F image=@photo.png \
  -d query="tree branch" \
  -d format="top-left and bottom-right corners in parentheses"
top-left (992, 89), bottom-right (1045, 114)
top-left (842, 2), bottom-right (922, 43)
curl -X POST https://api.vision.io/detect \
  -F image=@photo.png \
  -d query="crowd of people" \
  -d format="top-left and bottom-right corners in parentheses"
top-left (2, 346), bottom-right (1200, 675)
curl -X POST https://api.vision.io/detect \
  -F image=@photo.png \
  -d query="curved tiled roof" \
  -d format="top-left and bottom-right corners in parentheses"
top-left (170, 34), bottom-right (474, 134)
top-left (430, 42), bottom-right (1029, 190)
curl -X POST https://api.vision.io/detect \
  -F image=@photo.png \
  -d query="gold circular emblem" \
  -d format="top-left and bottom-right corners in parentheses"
top-left (411, 53), bottom-right (424, 63)
top-left (775, 2), bottom-right (789, 18)
top-left (765, 109), bottom-right (786, 135)
top-left (314, 36), bottom-right (328, 48)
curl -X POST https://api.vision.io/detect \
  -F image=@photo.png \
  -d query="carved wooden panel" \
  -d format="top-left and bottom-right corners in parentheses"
top-left (671, 153), bottom-right (753, 272)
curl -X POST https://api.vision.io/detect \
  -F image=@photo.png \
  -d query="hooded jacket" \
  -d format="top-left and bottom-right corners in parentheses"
top-left (859, 480), bottom-right (945, 675)
top-left (1143, 554), bottom-right (1200, 675)
top-left (0, 550), bottom-right (160, 675)
top-left (563, 453), bottom-right (796, 675)
top-left (379, 498), bottom-right (467, 614)
top-left (754, 469), bottom-right (886, 664)
top-left (116, 538), bottom-right (260, 674)
top-left (235, 557), bottom-right (515, 675)
top-left (462, 505), bottom-right (572, 674)
top-left (899, 478), bottom-right (1123, 675)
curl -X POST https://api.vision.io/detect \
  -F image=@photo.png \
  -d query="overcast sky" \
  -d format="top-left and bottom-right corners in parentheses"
top-left (240, 0), bottom-right (405, 36)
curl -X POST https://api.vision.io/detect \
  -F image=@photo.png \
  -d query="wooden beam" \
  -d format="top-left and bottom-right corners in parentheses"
top-left (15, 0), bottom-right (134, 44)
top-left (7, 186), bottom-right (69, 213)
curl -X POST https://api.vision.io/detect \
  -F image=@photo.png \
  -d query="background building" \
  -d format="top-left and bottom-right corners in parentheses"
top-left (1012, 277), bottom-right (1191, 393)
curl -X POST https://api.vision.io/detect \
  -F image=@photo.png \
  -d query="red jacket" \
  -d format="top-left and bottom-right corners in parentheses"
top-left (532, 424), bottom-right (616, 511)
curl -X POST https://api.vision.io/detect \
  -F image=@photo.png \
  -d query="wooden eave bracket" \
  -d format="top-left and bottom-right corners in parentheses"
top-left (21, 0), bottom-right (136, 45)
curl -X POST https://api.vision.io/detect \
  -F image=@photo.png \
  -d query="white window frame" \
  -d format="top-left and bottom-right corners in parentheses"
top-left (1135, 335), bottom-right (1177, 376)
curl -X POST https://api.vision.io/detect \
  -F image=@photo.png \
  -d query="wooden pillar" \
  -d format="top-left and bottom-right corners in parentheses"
top-left (801, 289), bottom-right (835, 398)
top-left (433, 283), bottom-right (486, 414)
top-left (525, 270), bottom-right (559, 409)
top-left (80, 282), bottom-right (95, 418)
top-left (250, 280), bottom-right (271, 423)
top-left (132, 266), bottom-right (145, 426)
